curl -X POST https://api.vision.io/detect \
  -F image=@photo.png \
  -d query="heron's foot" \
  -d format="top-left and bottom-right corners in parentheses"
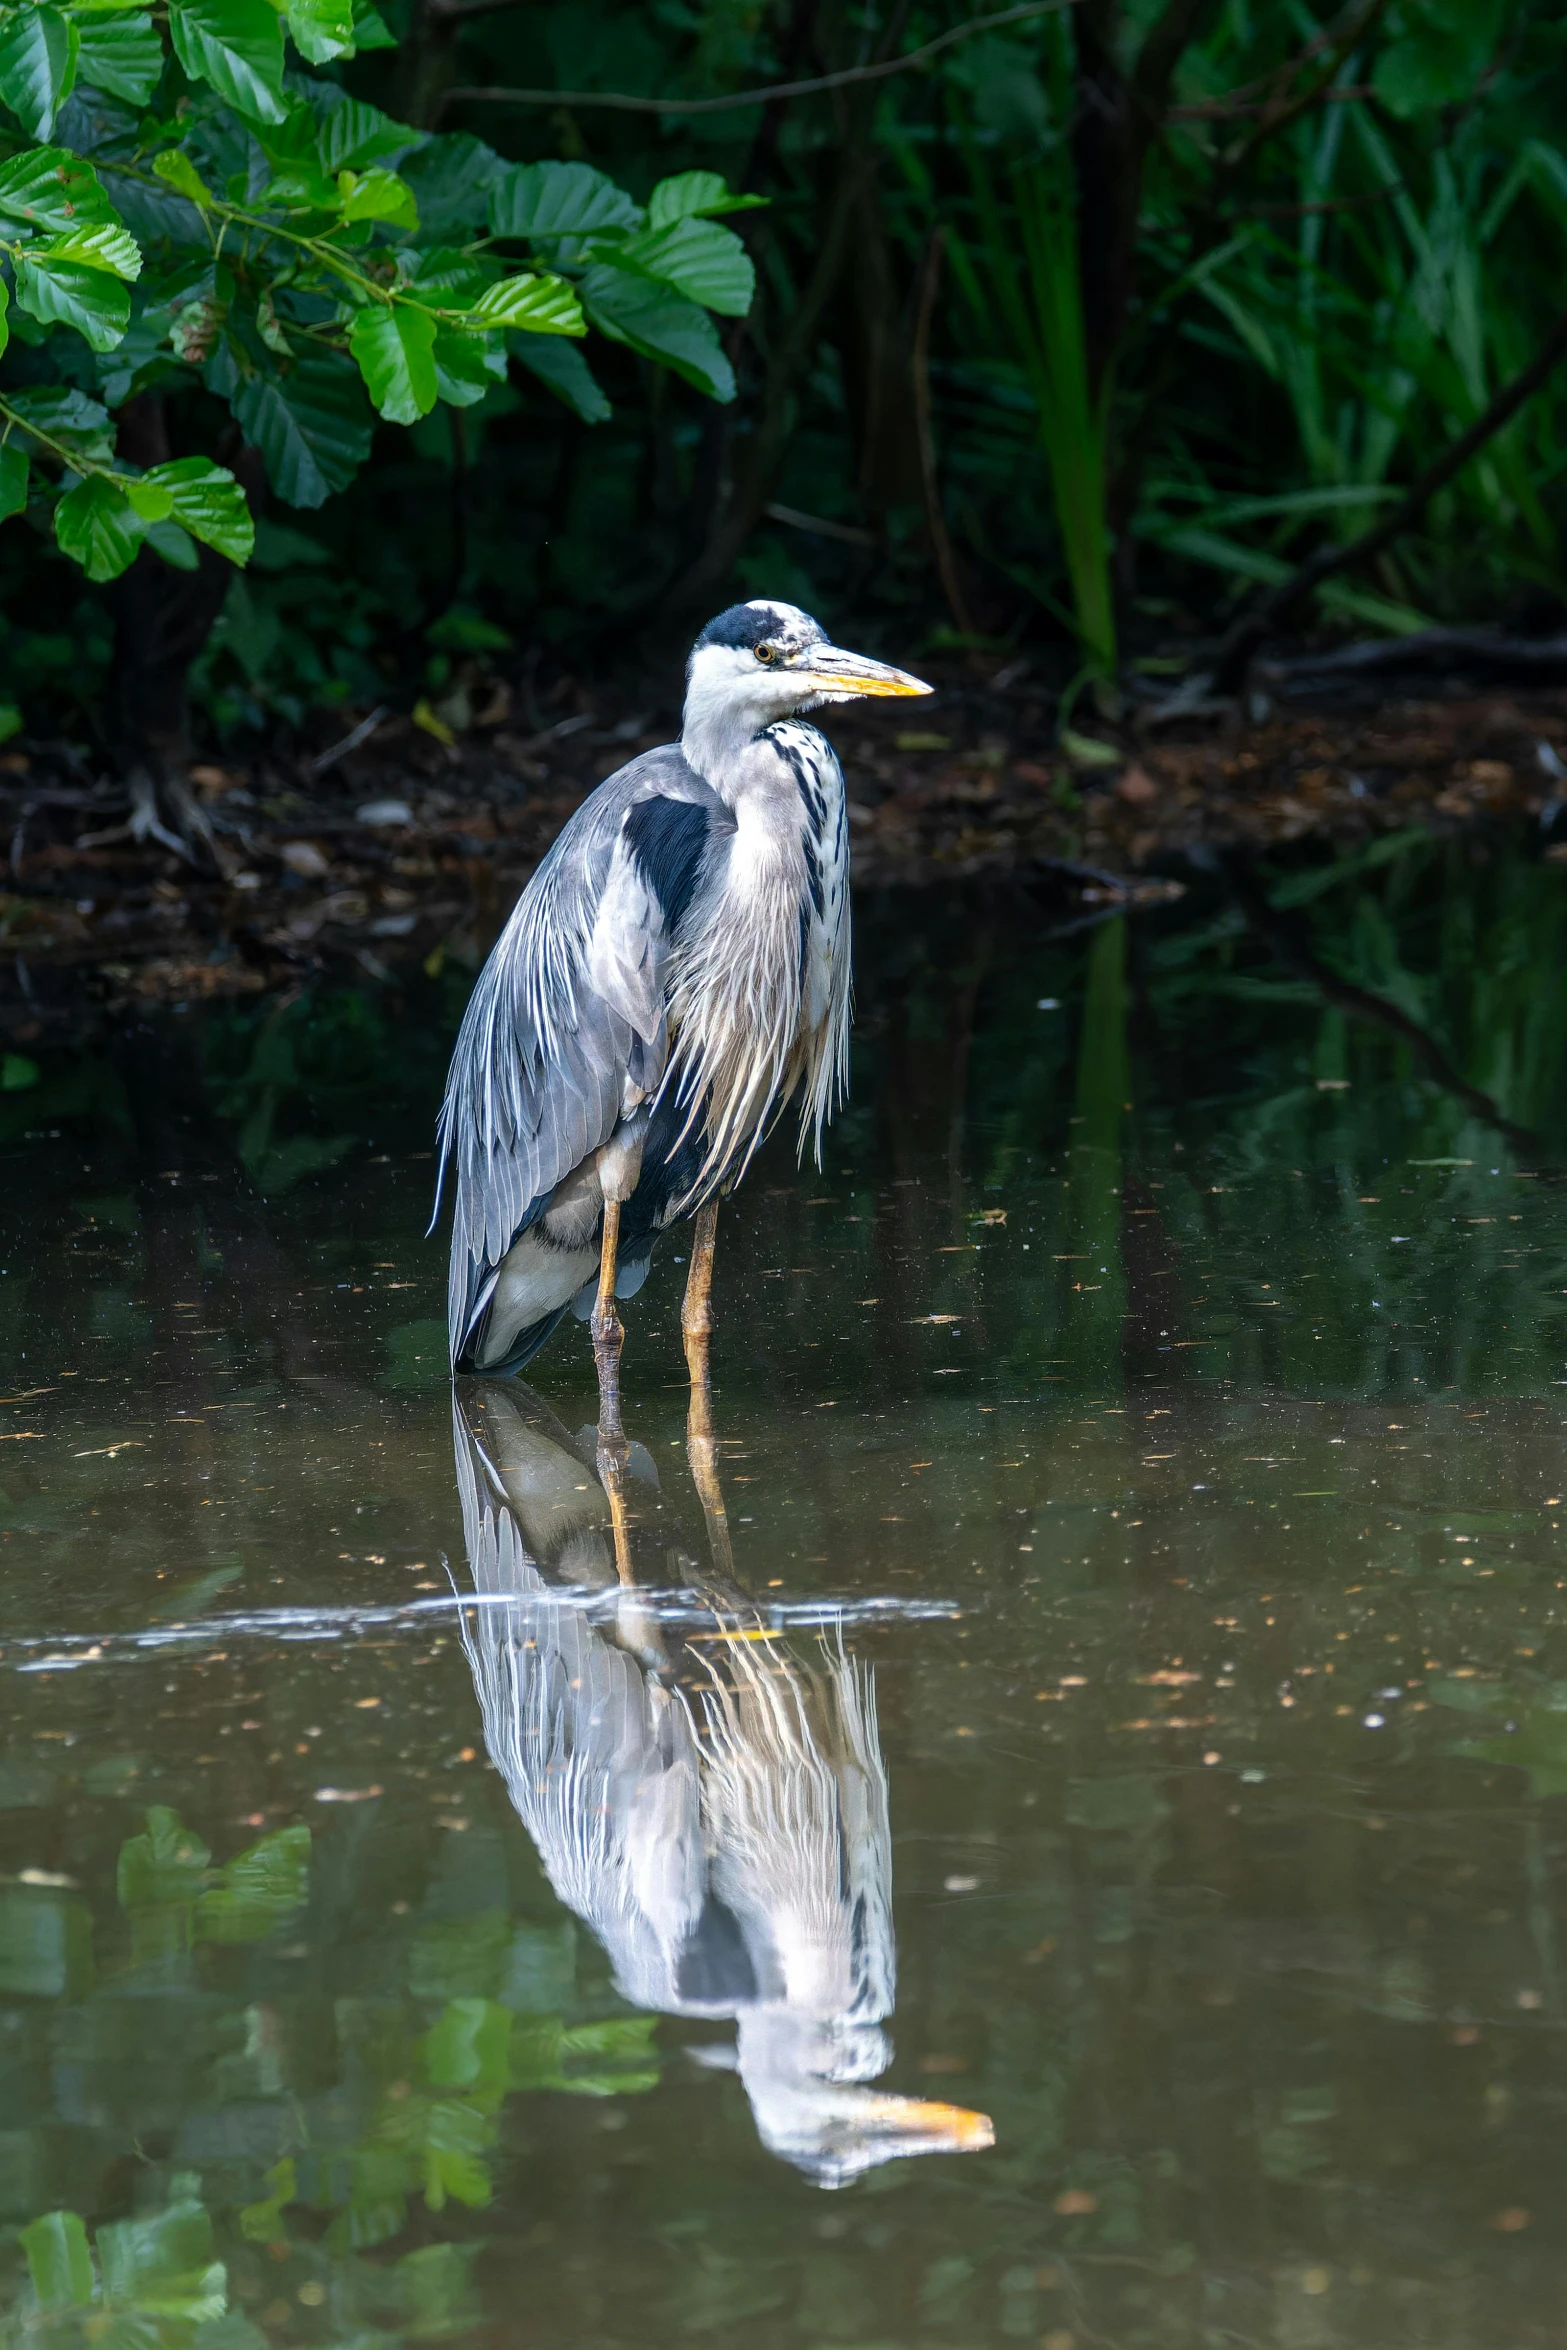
top-left (590, 1298), bottom-right (624, 1412)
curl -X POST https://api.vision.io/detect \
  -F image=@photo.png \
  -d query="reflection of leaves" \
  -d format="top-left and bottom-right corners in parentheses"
top-left (117, 1809), bottom-right (309, 1958)
top-left (1433, 1679), bottom-right (1567, 1798)
top-left (1064, 1774), bottom-right (1169, 1834)
top-left (20, 2211), bottom-right (93, 2311)
top-left (393, 2241), bottom-right (481, 2339)
top-left (0, 1885), bottom-right (92, 1998)
top-left (196, 1825), bottom-right (309, 1943)
top-left (424, 1997), bottom-right (510, 2099)
top-left (238, 2158), bottom-right (295, 2246)
top-left (21, 2182), bottom-right (229, 2347)
top-left (117, 1804), bottom-right (210, 1958)
top-left (1259, 2091), bottom-right (1336, 2181)
top-left (408, 1908), bottom-right (511, 2001)
top-left (97, 2185), bottom-right (227, 2327)
top-left (511, 2012), bottom-right (660, 2097)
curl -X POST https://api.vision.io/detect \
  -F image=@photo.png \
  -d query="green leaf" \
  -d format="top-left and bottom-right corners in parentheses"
top-left (124, 475), bottom-right (173, 520)
top-left (647, 170), bottom-right (766, 227)
top-left (336, 165), bottom-right (417, 227)
top-left (39, 220), bottom-right (141, 277)
top-left (397, 243), bottom-right (490, 305)
top-left (509, 330), bottom-right (609, 423)
top-left (431, 324), bottom-right (503, 407)
top-left (314, 93), bottom-right (417, 170)
top-left (1372, 2), bottom-right (1504, 116)
top-left (15, 250), bottom-right (129, 348)
top-left (74, 11), bottom-right (161, 102)
top-left (0, 441), bottom-right (28, 521)
top-left (580, 266), bottom-right (734, 401)
top-left (488, 158), bottom-right (640, 241)
top-left (219, 339), bottom-right (371, 506)
top-left (400, 132), bottom-right (502, 236)
top-left (4, 383), bottom-right (113, 460)
top-left (350, 0), bottom-right (395, 46)
top-left (143, 455), bottom-right (252, 562)
top-left (0, 6), bottom-right (78, 139)
top-left (466, 271), bottom-right (583, 335)
top-left (261, 163), bottom-right (338, 211)
top-left (0, 147), bottom-right (115, 233)
top-left (55, 474), bottom-right (143, 579)
top-left (611, 218), bottom-right (754, 316)
top-left (153, 149), bottom-right (211, 208)
top-left (168, 0), bottom-right (284, 123)
top-left (349, 302), bottom-right (437, 424)
top-left (146, 517), bottom-right (199, 568)
top-left (285, 0), bottom-right (353, 64)
top-left (21, 2212), bottom-right (94, 2311)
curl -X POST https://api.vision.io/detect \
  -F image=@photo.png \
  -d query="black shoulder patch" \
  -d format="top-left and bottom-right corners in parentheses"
top-left (624, 793), bottom-right (710, 929)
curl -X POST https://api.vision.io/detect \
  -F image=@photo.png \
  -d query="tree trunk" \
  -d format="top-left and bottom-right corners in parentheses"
top-left (106, 396), bottom-right (240, 863)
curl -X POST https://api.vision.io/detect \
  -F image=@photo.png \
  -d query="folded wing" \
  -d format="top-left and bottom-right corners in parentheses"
top-left (439, 746), bottom-right (728, 1363)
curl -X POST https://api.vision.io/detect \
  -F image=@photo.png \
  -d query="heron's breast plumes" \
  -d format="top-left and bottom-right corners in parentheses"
top-left (662, 725), bottom-right (850, 1204)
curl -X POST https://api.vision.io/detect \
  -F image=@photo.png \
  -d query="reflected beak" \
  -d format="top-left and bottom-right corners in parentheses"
top-left (794, 644), bottom-right (933, 701)
top-left (857, 2091), bottom-right (995, 2152)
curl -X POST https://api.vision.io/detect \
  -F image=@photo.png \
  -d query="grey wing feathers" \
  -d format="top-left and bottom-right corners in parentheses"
top-left (439, 745), bottom-right (723, 1360)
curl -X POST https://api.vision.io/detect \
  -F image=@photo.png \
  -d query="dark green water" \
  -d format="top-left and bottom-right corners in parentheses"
top-left (6, 830), bottom-right (1567, 2349)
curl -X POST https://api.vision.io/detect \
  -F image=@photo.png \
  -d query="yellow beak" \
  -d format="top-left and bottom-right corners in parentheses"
top-left (795, 645), bottom-right (933, 700)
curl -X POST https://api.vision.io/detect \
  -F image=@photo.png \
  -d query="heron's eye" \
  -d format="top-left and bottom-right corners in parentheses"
top-left (755, 643), bottom-right (778, 664)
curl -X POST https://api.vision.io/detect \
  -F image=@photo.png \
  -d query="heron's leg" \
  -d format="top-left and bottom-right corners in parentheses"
top-left (681, 1201), bottom-right (734, 1579)
top-left (681, 1197), bottom-right (719, 1385)
top-left (591, 1195), bottom-right (625, 1411)
top-left (591, 1197), bottom-right (635, 1584)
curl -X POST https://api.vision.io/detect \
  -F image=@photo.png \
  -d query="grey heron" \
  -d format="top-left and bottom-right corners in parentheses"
top-left (452, 1377), bottom-right (993, 2187)
top-left (437, 601), bottom-right (930, 1415)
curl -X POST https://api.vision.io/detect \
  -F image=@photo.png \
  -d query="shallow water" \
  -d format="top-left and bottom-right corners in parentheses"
top-left (6, 831), bottom-right (1567, 2348)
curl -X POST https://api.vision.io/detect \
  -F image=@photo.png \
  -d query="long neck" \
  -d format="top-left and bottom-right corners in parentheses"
top-left (681, 679), bottom-right (809, 793)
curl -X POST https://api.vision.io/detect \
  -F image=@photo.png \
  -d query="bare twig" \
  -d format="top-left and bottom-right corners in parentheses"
top-left (442, 0), bottom-right (1073, 114)
top-left (1169, 81), bottom-right (1371, 118)
top-left (1211, 309), bottom-right (1567, 691)
top-left (309, 707), bottom-right (387, 776)
top-left (763, 501), bottom-right (877, 546)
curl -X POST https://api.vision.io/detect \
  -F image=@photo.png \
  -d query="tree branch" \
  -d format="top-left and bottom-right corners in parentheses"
top-left (1210, 308), bottom-right (1567, 691)
top-left (1227, 856), bottom-right (1547, 1162)
top-left (441, 0), bottom-right (1073, 113)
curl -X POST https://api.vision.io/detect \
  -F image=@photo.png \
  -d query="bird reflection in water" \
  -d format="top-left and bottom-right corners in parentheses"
top-left (452, 1377), bottom-right (993, 2189)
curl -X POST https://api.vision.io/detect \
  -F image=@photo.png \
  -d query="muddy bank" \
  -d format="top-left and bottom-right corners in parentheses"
top-left (3, 655), bottom-right (1566, 1037)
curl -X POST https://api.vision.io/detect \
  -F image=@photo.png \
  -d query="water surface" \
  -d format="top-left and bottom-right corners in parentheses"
top-left (5, 831), bottom-right (1567, 2348)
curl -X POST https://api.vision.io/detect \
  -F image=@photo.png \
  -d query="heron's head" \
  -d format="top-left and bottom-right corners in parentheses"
top-left (683, 600), bottom-right (930, 774)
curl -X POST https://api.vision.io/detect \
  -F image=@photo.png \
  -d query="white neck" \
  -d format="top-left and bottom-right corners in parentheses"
top-left (681, 694), bottom-right (765, 794)
top-left (680, 644), bottom-right (819, 794)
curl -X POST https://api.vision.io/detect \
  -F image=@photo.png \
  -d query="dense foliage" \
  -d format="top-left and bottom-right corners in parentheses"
top-left (0, 0), bottom-right (1564, 750)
